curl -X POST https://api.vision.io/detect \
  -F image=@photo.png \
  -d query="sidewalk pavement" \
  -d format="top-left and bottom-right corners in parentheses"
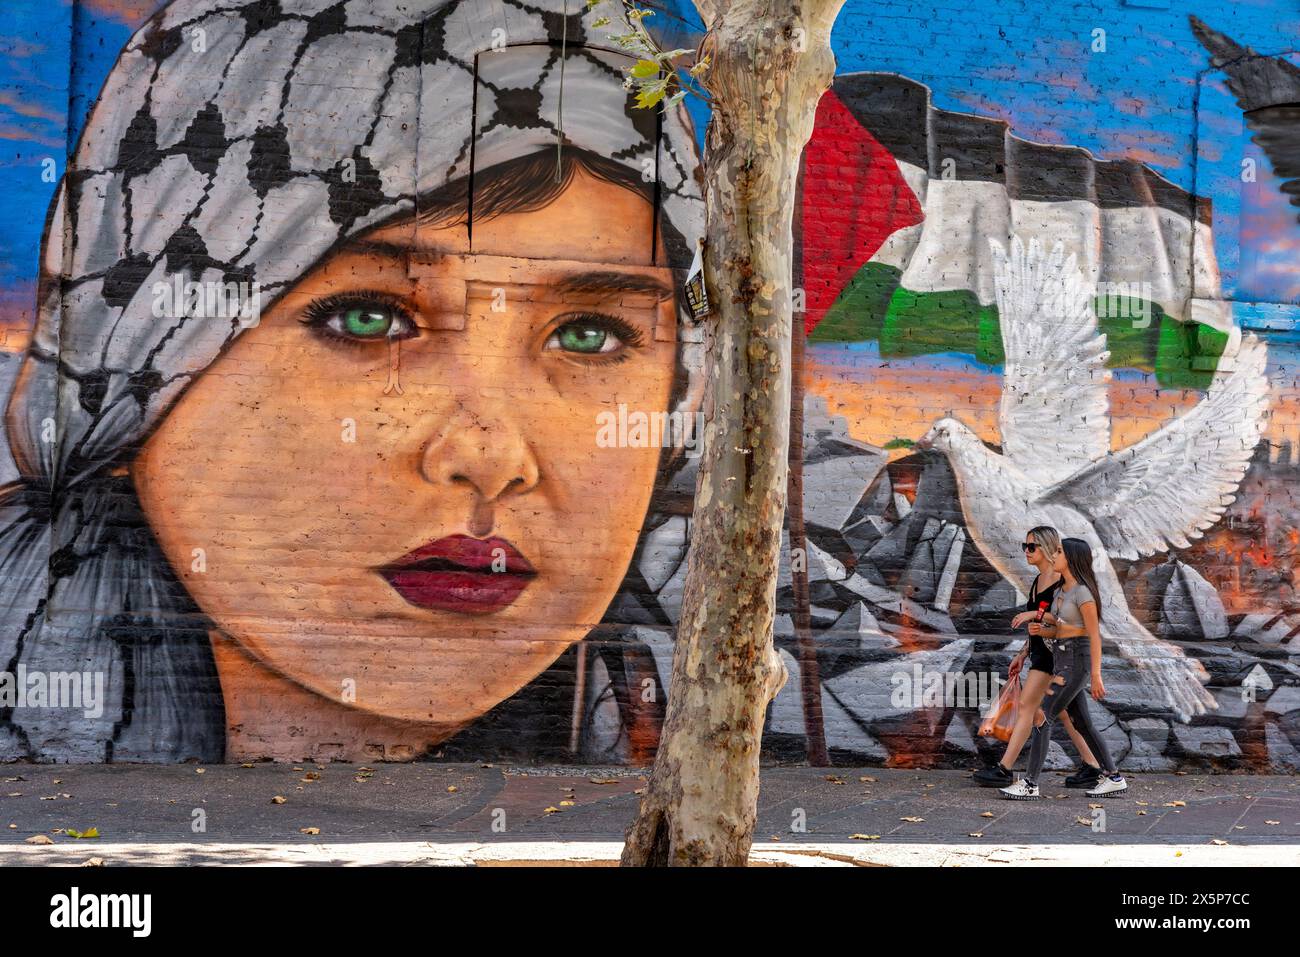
top-left (2, 763), bottom-right (1298, 865)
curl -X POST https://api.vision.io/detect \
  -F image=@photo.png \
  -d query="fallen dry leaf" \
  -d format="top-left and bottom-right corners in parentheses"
top-left (590, 778), bottom-right (618, 785)
top-left (900, 816), bottom-right (924, 823)
top-left (1137, 810), bottom-right (1148, 816)
top-left (1265, 820), bottom-right (1280, 826)
top-left (271, 796), bottom-right (286, 805)
top-left (447, 786), bottom-right (458, 793)
top-left (1210, 839), bottom-right (1228, 846)
top-left (1075, 817), bottom-right (1093, 827)
top-left (825, 775), bottom-right (846, 785)
top-left (25, 835), bottom-right (53, 845)
top-left (543, 806), bottom-right (560, 814)
top-left (850, 833), bottom-right (880, 840)
top-left (299, 827), bottom-right (320, 836)
top-left (196, 768), bottom-right (205, 775)
top-left (980, 811), bottom-right (994, 818)
top-left (559, 800), bottom-right (575, 807)
top-left (1164, 801), bottom-right (1186, 807)
top-left (80, 857), bottom-right (104, 867)
top-left (968, 832), bottom-right (984, 838)
top-left (859, 776), bottom-right (876, 783)
top-left (1088, 803), bottom-right (1102, 809)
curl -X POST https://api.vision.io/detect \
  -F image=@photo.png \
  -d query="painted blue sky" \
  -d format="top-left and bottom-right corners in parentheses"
top-left (1, 0), bottom-right (1297, 331)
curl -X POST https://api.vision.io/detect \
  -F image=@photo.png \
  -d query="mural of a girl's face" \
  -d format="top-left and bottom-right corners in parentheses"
top-left (131, 166), bottom-right (679, 729)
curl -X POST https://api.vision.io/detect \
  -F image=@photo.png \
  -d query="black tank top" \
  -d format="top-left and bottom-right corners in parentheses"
top-left (1026, 575), bottom-right (1063, 615)
top-left (1026, 575), bottom-right (1063, 663)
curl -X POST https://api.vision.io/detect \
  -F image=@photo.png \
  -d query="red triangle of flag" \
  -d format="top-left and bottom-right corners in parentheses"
top-left (800, 89), bottom-right (924, 335)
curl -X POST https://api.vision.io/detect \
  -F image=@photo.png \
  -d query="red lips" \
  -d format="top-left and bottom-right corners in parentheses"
top-left (378, 535), bottom-right (536, 615)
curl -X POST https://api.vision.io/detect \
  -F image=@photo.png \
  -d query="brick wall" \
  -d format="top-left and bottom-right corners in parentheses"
top-left (0, 0), bottom-right (1297, 770)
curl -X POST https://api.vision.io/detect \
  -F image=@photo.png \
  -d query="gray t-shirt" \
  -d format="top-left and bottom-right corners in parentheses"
top-left (1051, 583), bottom-right (1096, 631)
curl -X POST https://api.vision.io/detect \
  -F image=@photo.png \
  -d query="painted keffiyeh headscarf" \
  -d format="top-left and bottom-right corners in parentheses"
top-left (0, 0), bottom-right (704, 762)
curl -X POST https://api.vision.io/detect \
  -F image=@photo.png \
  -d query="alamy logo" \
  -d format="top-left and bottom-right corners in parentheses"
top-left (151, 276), bottom-right (262, 326)
top-left (49, 887), bottom-right (151, 937)
top-left (891, 664), bottom-right (1004, 710)
top-left (0, 667), bottom-right (104, 719)
top-left (595, 404), bottom-right (706, 457)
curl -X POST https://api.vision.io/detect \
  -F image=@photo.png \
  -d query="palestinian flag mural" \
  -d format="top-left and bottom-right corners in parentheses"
top-left (799, 73), bottom-right (1232, 390)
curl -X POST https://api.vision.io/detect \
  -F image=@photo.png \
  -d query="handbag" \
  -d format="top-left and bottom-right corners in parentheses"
top-left (979, 655), bottom-right (1022, 742)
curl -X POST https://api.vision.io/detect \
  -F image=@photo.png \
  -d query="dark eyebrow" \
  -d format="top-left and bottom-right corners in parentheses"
top-left (552, 270), bottom-right (672, 301)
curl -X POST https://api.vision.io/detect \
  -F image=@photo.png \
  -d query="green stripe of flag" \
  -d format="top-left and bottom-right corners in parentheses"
top-left (810, 262), bottom-right (1229, 390)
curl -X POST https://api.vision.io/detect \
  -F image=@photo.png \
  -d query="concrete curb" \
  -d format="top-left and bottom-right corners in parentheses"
top-left (5, 841), bottom-right (1298, 867)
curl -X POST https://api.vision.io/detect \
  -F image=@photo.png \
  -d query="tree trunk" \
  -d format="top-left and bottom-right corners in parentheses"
top-left (621, 0), bottom-right (844, 867)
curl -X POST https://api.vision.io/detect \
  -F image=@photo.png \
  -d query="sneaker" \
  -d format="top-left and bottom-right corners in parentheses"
top-left (1000, 779), bottom-right (1040, 800)
top-left (972, 763), bottom-right (1013, 788)
top-left (1087, 774), bottom-right (1128, 798)
top-left (1064, 764), bottom-right (1102, 789)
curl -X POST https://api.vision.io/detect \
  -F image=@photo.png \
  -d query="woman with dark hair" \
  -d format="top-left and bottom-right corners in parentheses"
top-left (0, 0), bottom-right (704, 762)
top-left (1000, 537), bottom-right (1128, 800)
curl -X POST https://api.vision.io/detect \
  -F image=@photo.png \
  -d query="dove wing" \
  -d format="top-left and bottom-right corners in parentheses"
top-left (1037, 334), bottom-right (1270, 561)
top-left (992, 236), bottom-right (1112, 488)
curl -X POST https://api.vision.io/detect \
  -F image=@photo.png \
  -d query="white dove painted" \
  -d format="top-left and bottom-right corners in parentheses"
top-left (917, 236), bottom-right (1270, 722)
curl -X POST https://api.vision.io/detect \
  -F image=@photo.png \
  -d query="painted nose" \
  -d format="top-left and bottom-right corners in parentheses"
top-left (421, 410), bottom-right (540, 503)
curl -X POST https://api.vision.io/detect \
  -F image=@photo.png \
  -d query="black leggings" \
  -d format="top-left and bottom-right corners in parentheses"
top-left (1025, 638), bottom-right (1116, 785)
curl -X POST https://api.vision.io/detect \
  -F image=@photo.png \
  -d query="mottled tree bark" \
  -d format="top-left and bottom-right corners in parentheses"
top-left (621, 0), bottom-right (844, 867)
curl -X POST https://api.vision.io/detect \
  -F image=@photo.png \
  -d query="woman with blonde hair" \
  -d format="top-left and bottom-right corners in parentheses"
top-left (974, 526), bottom-right (1104, 789)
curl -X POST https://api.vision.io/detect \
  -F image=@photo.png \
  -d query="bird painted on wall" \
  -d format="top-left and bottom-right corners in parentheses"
top-left (917, 236), bottom-right (1270, 721)
top-left (1190, 15), bottom-right (1300, 223)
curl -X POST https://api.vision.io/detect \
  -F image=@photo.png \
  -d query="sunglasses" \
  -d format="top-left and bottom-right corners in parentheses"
top-left (1021, 542), bottom-right (1039, 553)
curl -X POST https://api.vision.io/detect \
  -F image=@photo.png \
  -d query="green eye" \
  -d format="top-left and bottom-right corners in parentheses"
top-left (557, 324), bottom-right (610, 354)
top-left (303, 295), bottom-right (418, 344)
top-left (342, 307), bottom-right (393, 338)
top-left (545, 314), bottom-right (643, 358)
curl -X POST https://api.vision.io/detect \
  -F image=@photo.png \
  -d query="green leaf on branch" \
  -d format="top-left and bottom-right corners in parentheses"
top-left (630, 58), bottom-right (661, 78)
top-left (635, 86), bottom-right (667, 109)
